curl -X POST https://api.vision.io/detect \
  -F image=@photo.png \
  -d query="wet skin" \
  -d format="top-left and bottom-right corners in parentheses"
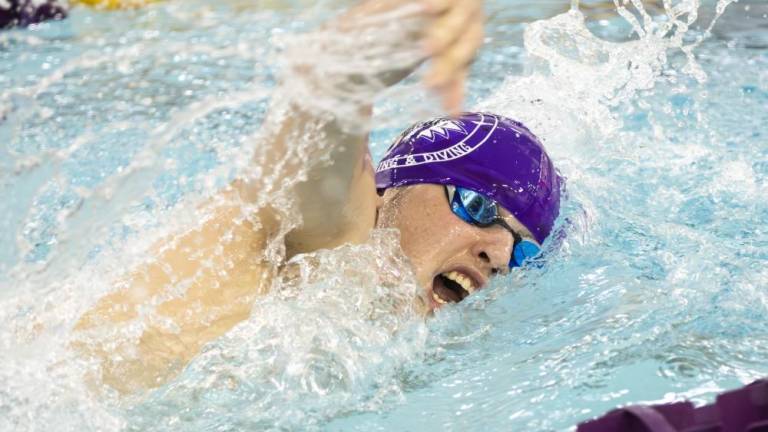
top-left (376, 183), bottom-right (536, 312)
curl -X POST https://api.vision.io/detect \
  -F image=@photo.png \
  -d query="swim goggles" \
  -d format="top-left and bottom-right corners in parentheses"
top-left (445, 185), bottom-right (541, 268)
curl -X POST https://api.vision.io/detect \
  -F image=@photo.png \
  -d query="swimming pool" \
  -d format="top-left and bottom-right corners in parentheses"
top-left (1, 0), bottom-right (767, 430)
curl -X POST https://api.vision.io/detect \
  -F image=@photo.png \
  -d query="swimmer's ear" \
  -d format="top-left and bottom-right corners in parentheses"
top-left (374, 189), bottom-right (385, 226)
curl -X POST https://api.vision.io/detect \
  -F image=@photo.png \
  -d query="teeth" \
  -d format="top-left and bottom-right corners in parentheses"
top-left (442, 271), bottom-right (476, 294)
top-left (432, 292), bottom-right (447, 305)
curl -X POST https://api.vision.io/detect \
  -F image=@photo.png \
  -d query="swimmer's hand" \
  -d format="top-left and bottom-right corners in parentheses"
top-left (346, 0), bottom-right (483, 114)
top-left (287, 0), bottom-right (484, 115)
top-left (421, 0), bottom-right (484, 115)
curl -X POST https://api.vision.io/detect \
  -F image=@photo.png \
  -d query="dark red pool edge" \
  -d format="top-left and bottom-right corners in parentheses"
top-left (0, 0), bottom-right (67, 29)
top-left (577, 379), bottom-right (768, 432)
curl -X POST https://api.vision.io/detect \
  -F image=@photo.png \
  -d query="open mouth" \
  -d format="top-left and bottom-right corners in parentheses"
top-left (431, 271), bottom-right (476, 305)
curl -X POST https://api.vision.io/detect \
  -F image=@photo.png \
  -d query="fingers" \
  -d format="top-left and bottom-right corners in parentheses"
top-left (343, 0), bottom-right (482, 114)
top-left (421, 0), bottom-right (484, 114)
top-left (424, 0), bottom-right (481, 55)
top-left (422, 0), bottom-right (454, 14)
top-left (440, 69), bottom-right (467, 116)
top-left (426, 15), bottom-right (482, 88)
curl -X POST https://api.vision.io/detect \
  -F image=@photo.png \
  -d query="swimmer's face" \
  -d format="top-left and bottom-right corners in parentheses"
top-left (376, 184), bottom-right (534, 313)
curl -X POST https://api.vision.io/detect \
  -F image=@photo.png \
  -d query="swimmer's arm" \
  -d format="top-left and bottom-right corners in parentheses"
top-left (72, 113), bottom-right (369, 393)
top-left (270, 0), bottom-right (485, 257)
top-left (74, 189), bottom-right (277, 394)
top-left (274, 106), bottom-right (379, 257)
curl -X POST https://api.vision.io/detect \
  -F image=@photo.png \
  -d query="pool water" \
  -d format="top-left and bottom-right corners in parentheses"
top-left (1, 0), bottom-right (767, 430)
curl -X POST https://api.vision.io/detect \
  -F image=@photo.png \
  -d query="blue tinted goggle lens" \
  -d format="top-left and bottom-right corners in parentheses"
top-left (510, 239), bottom-right (540, 268)
top-left (456, 188), bottom-right (498, 225)
top-left (448, 185), bottom-right (541, 269)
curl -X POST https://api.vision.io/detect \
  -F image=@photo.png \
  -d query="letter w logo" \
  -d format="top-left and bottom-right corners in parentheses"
top-left (416, 120), bottom-right (467, 142)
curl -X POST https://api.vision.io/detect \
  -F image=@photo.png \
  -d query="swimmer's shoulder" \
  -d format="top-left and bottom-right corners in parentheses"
top-left (283, 146), bottom-right (380, 258)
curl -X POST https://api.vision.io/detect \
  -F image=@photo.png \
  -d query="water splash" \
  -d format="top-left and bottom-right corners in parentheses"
top-left (478, 0), bottom-right (737, 153)
top-left (273, 1), bottom-right (426, 134)
top-left (1, 0), bottom-right (760, 430)
top-left (121, 229), bottom-right (428, 431)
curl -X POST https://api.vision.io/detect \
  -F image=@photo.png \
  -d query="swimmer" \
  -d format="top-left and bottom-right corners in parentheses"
top-left (74, 0), bottom-right (562, 394)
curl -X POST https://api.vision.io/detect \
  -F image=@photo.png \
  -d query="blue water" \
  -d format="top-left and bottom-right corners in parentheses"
top-left (1, 1), bottom-right (767, 431)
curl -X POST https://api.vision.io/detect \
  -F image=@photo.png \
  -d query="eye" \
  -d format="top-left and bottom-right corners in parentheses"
top-left (459, 189), bottom-right (497, 224)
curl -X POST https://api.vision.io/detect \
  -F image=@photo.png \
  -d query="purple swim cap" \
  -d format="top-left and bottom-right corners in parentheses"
top-left (375, 112), bottom-right (563, 244)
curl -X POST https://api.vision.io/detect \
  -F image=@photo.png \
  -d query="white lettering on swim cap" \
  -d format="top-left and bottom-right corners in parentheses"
top-left (375, 114), bottom-right (499, 172)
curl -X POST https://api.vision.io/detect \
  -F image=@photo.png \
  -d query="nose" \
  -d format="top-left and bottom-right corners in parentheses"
top-left (471, 226), bottom-right (514, 273)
